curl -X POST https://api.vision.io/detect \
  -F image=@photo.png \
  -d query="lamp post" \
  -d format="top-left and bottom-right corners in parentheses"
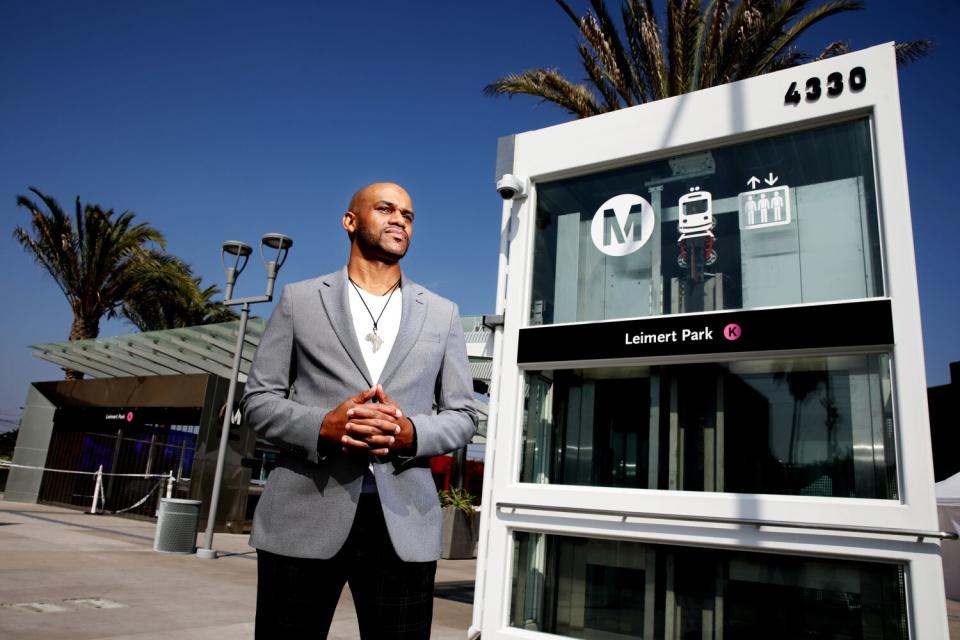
top-left (196, 233), bottom-right (293, 559)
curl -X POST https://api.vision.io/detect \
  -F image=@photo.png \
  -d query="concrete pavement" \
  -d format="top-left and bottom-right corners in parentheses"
top-left (5, 498), bottom-right (959, 639)
top-left (0, 499), bottom-right (475, 639)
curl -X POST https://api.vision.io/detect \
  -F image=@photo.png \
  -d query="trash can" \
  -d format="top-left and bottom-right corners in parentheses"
top-left (154, 498), bottom-right (202, 554)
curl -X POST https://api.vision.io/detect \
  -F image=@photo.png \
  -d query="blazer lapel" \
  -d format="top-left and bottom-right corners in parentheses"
top-left (318, 266), bottom-right (373, 387)
top-left (378, 276), bottom-right (426, 388)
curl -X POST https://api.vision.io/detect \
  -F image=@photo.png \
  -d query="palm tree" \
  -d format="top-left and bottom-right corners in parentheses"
top-left (485, 0), bottom-right (930, 118)
top-left (13, 187), bottom-right (218, 379)
top-left (121, 257), bottom-right (237, 331)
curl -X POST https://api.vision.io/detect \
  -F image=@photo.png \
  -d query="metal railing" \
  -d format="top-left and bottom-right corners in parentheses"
top-left (496, 502), bottom-right (958, 543)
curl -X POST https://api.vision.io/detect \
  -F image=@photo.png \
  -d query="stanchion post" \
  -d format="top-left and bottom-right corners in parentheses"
top-left (106, 428), bottom-right (122, 503)
top-left (166, 471), bottom-right (174, 499)
top-left (90, 465), bottom-right (103, 514)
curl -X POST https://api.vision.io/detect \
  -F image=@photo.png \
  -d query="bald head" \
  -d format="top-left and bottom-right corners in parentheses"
top-left (342, 182), bottom-right (414, 264)
top-left (348, 182), bottom-right (412, 216)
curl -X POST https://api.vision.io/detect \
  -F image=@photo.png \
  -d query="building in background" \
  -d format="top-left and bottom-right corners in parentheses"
top-left (6, 315), bottom-right (492, 530)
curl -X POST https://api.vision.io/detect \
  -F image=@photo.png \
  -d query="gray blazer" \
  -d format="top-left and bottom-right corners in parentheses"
top-left (241, 267), bottom-right (478, 561)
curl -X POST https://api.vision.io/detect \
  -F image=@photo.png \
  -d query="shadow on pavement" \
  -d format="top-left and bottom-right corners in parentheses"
top-left (434, 580), bottom-right (474, 604)
top-left (1, 509), bottom-right (154, 541)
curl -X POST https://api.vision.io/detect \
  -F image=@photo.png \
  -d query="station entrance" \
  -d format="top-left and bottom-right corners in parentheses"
top-left (39, 406), bottom-right (200, 517)
top-left (475, 44), bottom-right (949, 639)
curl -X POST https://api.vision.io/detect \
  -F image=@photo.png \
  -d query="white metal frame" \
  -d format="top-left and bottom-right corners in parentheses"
top-left (474, 44), bottom-right (947, 639)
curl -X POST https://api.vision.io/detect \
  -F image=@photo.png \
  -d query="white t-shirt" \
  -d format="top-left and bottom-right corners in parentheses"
top-left (347, 282), bottom-right (402, 384)
top-left (347, 281), bottom-right (402, 493)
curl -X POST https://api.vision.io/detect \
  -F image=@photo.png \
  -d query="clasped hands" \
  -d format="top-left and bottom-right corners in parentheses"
top-left (320, 384), bottom-right (414, 457)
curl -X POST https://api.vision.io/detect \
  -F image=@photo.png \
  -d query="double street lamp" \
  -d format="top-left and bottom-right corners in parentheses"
top-left (196, 233), bottom-right (293, 559)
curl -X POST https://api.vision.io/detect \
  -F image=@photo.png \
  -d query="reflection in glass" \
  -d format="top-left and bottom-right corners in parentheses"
top-left (511, 532), bottom-right (908, 639)
top-left (530, 118), bottom-right (883, 325)
top-left (521, 354), bottom-right (897, 499)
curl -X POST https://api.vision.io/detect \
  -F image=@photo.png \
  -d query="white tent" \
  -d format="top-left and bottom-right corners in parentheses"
top-left (936, 472), bottom-right (960, 504)
top-left (936, 472), bottom-right (960, 599)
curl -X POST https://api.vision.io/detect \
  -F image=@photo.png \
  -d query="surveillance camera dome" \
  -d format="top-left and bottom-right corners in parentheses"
top-left (496, 174), bottom-right (527, 201)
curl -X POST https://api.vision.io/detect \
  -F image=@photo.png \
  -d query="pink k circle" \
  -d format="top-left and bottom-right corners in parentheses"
top-left (723, 324), bottom-right (742, 341)
top-left (126, 412), bottom-right (134, 422)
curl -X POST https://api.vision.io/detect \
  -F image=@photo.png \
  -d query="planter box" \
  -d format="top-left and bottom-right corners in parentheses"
top-left (440, 506), bottom-right (480, 559)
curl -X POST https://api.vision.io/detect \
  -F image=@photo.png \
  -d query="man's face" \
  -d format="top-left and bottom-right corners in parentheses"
top-left (344, 184), bottom-right (414, 262)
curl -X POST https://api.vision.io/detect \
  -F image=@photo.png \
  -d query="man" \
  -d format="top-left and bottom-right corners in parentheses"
top-left (241, 182), bottom-right (478, 639)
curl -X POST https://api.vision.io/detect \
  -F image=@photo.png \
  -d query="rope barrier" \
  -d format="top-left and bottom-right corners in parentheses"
top-left (112, 478), bottom-right (167, 514)
top-left (0, 461), bottom-right (169, 478)
top-left (1, 461), bottom-right (177, 516)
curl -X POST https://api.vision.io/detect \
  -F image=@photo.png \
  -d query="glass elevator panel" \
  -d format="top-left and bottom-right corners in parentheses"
top-left (529, 118), bottom-right (883, 325)
top-left (511, 532), bottom-right (909, 640)
top-left (520, 354), bottom-right (897, 499)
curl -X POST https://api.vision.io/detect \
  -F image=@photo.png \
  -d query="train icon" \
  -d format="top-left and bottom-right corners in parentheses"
top-left (678, 187), bottom-right (715, 241)
top-left (677, 187), bottom-right (718, 268)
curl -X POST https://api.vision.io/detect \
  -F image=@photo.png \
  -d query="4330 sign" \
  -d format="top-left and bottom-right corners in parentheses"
top-left (784, 66), bottom-right (866, 105)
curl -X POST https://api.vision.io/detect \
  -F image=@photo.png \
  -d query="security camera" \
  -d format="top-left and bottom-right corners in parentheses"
top-left (496, 174), bottom-right (528, 201)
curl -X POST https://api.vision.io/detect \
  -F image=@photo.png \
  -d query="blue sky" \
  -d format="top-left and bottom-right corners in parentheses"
top-left (1, 1), bottom-right (957, 423)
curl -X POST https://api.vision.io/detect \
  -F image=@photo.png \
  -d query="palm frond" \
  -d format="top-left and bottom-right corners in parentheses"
top-left (12, 227), bottom-right (73, 299)
top-left (677, 0), bottom-right (703, 93)
top-left (768, 47), bottom-right (810, 71)
top-left (622, 0), bottom-right (668, 101)
top-left (715, 0), bottom-right (760, 83)
top-left (698, 0), bottom-right (732, 88)
top-left (637, 5), bottom-right (668, 99)
top-left (814, 40), bottom-right (850, 60)
top-left (587, 0), bottom-right (639, 104)
top-left (14, 189), bottom-right (78, 301)
top-left (751, 1), bottom-right (863, 76)
top-left (120, 256), bottom-right (237, 330)
top-left (578, 41), bottom-right (623, 110)
top-left (895, 39), bottom-right (932, 66)
top-left (484, 69), bottom-right (604, 118)
top-left (553, 0), bottom-right (582, 25)
top-left (666, 0), bottom-right (683, 94)
top-left (623, 0), bottom-right (656, 101)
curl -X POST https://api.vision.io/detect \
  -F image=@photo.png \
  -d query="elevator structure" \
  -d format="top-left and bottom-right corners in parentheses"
top-left (474, 44), bottom-right (950, 639)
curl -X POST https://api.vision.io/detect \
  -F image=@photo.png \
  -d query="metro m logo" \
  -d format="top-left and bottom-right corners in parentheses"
top-left (590, 193), bottom-right (655, 257)
top-left (603, 204), bottom-right (644, 245)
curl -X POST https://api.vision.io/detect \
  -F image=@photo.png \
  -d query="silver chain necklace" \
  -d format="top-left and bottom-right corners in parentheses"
top-left (348, 277), bottom-right (401, 353)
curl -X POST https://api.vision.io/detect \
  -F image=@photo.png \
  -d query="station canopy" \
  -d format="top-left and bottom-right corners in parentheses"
top-left (30, 315), bottom-right (494, 385)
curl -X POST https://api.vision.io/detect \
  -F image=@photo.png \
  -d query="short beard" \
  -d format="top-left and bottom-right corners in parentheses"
top-left (356, 225), bottom-right (408, 262)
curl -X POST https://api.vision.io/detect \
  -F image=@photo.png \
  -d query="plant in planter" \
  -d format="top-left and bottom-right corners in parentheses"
top-left (439, 488), bottom-right (479, 559)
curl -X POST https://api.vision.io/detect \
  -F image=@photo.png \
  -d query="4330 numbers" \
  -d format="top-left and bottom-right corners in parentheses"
top-left (785, 66), bottom-right (866, 105)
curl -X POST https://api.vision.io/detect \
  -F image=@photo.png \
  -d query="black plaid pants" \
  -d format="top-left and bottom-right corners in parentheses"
top-left (255, 493), bottom-right (437, 640)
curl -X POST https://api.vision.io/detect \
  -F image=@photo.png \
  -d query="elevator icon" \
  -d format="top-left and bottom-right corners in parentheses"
top-left (739, 185), bottom-right (791, 230)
